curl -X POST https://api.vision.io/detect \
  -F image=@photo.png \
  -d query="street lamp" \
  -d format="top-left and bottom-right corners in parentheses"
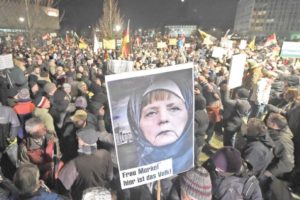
top-left (181, 0), bottom-right (185, 2)
top-left (115, 25), bottom-right (121, 32)
top-left (19, 17), bottom-right (25, 23)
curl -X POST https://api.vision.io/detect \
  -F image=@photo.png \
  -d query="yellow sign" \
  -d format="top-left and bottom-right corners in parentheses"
top-left (79, 42), bottom-right (88, 49)
top-left (103, 39), bottom-right (116, 50)
top-left (168, 38), bottom-right (177, 46)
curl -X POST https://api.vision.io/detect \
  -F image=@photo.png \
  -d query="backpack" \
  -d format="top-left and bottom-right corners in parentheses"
top-left (0, 123), bottom-right (11, 152)
top-left (213, 175), bottom-right (259, 200)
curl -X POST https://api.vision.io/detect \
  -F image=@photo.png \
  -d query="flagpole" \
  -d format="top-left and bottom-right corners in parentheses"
top-left (128, 19), bottom-right (132, 58)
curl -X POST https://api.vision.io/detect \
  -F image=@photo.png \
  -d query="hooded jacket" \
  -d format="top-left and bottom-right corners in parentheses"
top-left (268, 127), bottom-right (294, 177)
top-left (242, 134), bottom-right (274, 177)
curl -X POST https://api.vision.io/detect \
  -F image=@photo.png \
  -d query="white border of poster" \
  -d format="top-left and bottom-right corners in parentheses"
top-left (280, 42), bottom-right (300, 58)
top-left (228, 54), bottom-right (247, 89)
top-left (0, 54), bottom-right (14, 70)
top-left (105, 63), bottom-right (194, 189)
top-left (107, 60), bottom-right (134, 74)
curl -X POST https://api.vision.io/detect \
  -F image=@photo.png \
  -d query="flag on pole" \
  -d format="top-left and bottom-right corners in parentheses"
top-left (121, 20), bottom-right (130, 59)
top-left (264, 33), bottom-right (277, 47)
top-left (94, 34), bottom-right (100, 53)
top-left (42, 33), bottom-right (50, 40)
top-left (79, 38), bottom-right (88, 49)
top-left (248, 36), bottom-right (256, 51)
top-left (198, 29), bottom-right (217, 45)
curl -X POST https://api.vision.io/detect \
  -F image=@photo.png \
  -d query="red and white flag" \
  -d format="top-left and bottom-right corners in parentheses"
top-left (264, 33), bottom-right (277, 47)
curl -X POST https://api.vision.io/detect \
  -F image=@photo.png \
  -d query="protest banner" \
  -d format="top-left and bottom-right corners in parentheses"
top-left (280, 42), bottom-right (300, 58)
top-left (50, 33), bottom-right (57, 37)
top-left (212, 47), bottom-right (226, 59)
top-left (0, 54), bottom-right (14, 70)
top-left (239, 40), bottom-right (247, 50)
top-left (168, 38), bottom-right (177, 46)
top-left (103, 39), bottom-right (116, 50)
top-left (184, 43), bottom-right (191, 48)
top-left (157, 42), bottom-right (167, 49)
top-left (228, 54), bottom-right (247, 89)
top-left (105, 63), bottom-right (194, 189)
top-left (107, 60), bottom-right (134, 74)
top-left (93, 34), bottom-right (100, 53)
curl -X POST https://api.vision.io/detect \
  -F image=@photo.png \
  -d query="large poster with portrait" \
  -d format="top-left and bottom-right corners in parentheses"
top-left (105, 63), bottom-right (194, 189)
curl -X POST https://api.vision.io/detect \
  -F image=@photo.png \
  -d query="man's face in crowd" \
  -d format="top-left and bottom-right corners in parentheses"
top-left (139, 93), bottom-right (188, 146)
top-left (73, 119), bottom-right (86, 128)
top-left (33, 124), bottom-right (47, 138)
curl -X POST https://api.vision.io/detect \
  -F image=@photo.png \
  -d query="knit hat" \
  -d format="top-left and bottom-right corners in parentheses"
top-left (75, 96), bottom-right (87, 109)
top-left (17, 88), bottom-right (30, 100)
top-left (235, 99), bottom-right (251, 116)
top-left (180, 167), bottom-right (212, 200)
top-left (70, 109), bottom-right (87, 122)
top-left (62, 83), bottom-right (71, 89)
top-left (34, 95), bottom-right (48, 108)
top-left (82, 187), bottom-right (112, 200)
top-left (212, 147), bottom-right (242, 174)
top-left (236, 88), bottom-right (250, 99)
top-left (43, 82), bottom-right (56, 95)
top-left (91, 93), bottom-right (107, 105)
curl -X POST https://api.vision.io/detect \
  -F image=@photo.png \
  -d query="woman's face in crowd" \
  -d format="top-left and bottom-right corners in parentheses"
top-left (139, 92), bottom-right (188, 146)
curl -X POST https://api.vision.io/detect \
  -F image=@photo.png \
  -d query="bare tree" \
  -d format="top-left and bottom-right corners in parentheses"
top-left (98, 0), bottom-right (123, 39)
top-left (0, 0), bottom-right (63, 48)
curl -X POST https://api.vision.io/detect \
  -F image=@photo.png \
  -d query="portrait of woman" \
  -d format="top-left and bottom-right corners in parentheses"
top-left (127, 75), bottom-right (194, 175)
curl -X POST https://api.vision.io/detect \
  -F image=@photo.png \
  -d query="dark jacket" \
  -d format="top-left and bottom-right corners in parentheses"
top-left (267, 128), bottom-right (294, 177)
top-left (194, 94), bottom-right (209, 136)
top-left (20, 187), bottom-right (67, 200)
top-left (58, 150), bottom-right (113, 200)
top-left (242, 134), bottom-right (274, 177)
top-left (222, 90), bottom-right (251, 132)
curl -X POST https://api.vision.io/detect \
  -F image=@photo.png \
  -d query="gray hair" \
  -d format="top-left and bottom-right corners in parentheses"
top-left (13, 164), bottom-right (40, 196)
top-left (25, 117), bottom-right (43, 135)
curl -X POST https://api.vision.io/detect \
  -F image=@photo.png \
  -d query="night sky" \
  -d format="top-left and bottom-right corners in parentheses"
top-left (59, 0), bottom-right (239, 31)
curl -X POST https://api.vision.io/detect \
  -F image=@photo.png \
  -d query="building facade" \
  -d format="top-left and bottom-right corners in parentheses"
top-left (234, 0), bottom-right (300, 39)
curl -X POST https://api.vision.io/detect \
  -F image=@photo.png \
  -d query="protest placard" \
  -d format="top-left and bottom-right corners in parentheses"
top-left (105, 63), bottom-right (194, 189)
top-left (0, 54), bottom-right (14, 70)
top-left (103, 39), bottom-right (116, 50)
top-left (280, 42), bottom-right (300, 58)
top-left (157, 42), bottom-right (167, 49)
top-left (184, 43), bottom-right (191, 48)
top-left (107, 60), bottom-right (134, 74)
top-left (168, 38), bottom-right (177, 46)
top-left (228, 54), bottom-right (247, 89)
top-left (212, 47), bottom-right (226, 59)
top-left (239, 40), bottom-right (247, 50)
top-left (50, 33), bottom-right (57, 37)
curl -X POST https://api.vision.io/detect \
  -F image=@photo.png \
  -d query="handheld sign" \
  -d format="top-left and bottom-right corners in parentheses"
top-left (105, 63), bottom-right (194, 189)
top-left (228, 54), bottom-right (247, 89)
top-left (0, 54), bottom-right (14, 70)
top-left (280, 42), bottom-right (300, 58)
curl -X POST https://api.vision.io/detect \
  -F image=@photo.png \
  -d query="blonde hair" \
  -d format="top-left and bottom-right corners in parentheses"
top-left (285, 87), bottom-right (300, 101)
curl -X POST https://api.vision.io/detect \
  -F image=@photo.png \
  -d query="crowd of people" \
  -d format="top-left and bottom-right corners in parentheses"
top-left (0, 31), bottom-right (299, 200)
